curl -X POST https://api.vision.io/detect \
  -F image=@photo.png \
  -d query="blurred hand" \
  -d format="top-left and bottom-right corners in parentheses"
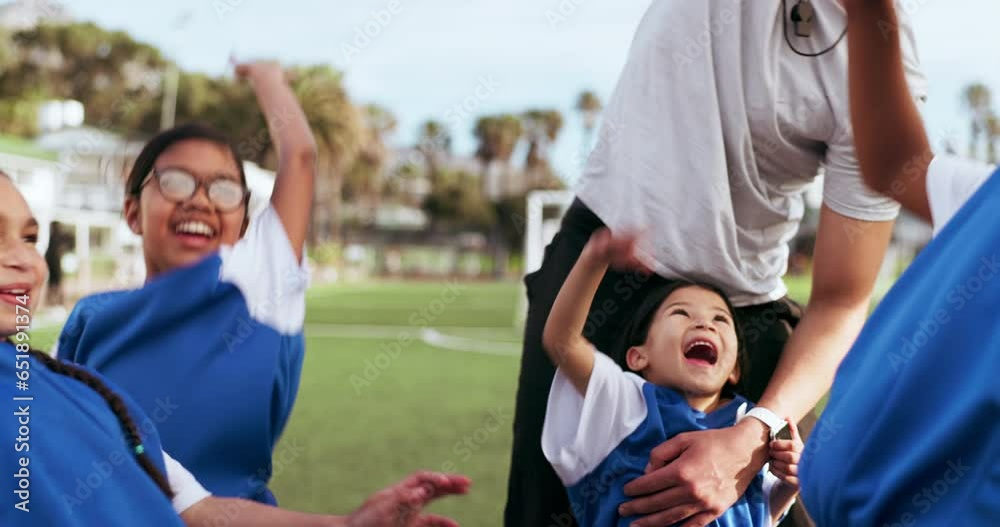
top-left (232, 59), bottom-right (285, 83)
top-left (346, 472), bottom-right (471, 527)
top-left (769, 417), bottom-right (803, 488)
top-left (584, 228), bottom-right (651, 273)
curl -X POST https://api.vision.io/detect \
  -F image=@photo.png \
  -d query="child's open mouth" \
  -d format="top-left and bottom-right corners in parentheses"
top-left (684, 339), bottom-right (718, 367)
top-left (173, 220), bottom-right (218, 249)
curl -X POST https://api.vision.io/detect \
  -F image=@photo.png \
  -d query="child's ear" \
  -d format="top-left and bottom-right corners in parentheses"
top-left (625, 346), bottom-right (648, 372)
top-left (124, 197), bottom-right (142, 235)
top-left (727, 357), bottom-right (741, 386)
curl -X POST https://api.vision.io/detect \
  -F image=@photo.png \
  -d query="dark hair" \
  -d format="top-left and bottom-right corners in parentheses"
top-left (25, 346), bottom-right (174, 500)
top-left (126, 123), bottom-right (247, 199)
top-left (5, 171), bottom-right (171, 498)
top-left (622, 281), bottom-right (748, 396)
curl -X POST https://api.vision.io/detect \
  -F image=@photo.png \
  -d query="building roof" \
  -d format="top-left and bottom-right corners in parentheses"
top-left (35, 126), bottom-right (145, 157)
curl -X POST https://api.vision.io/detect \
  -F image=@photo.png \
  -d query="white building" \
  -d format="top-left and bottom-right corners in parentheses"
top-left (0, 0), bottom-right (72, 31)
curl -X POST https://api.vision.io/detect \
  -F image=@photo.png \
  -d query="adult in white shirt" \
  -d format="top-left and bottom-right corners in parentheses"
top-left (504, 2), bottom-right (926, 526)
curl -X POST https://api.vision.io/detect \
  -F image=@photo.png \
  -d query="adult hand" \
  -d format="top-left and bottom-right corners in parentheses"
top-left (618, 420), bottom-right (769, 527)
top-left (345, 472), bottom-right (471, 527)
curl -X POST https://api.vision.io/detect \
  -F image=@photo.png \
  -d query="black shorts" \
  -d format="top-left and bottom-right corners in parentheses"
top-left (503, 198), bottom-right (813, 527)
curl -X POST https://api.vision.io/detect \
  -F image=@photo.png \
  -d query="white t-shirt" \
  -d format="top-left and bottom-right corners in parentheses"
top-left (542, 353), bottom-right (785, 521)
top-left (926, 155), bottom-right (997, 237)
top-left (577, 0), bottom-right (927, 306)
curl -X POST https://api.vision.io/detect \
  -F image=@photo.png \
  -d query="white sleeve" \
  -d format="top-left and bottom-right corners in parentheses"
top-left (541, 352), bottom-right (648, 487)
top-left (219, 205), bottom-right (310, 334)
top-left (762, 469), bottom-right (794, 526)
top-left (164, 451), bottom-right (211, 514)
top-left (926, 155), bottom-right (996, 237)
top-left (822, 4), bottom-right (925, 223)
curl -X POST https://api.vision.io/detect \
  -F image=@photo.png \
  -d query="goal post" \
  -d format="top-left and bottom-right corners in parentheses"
top-left (515, 190), bottom-right (576, 328)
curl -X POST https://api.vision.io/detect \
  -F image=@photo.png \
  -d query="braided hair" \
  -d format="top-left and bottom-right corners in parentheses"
top-left (1, 170), bottom-right (171, 499)
top-left (26, 347), bottom-right (174, 500)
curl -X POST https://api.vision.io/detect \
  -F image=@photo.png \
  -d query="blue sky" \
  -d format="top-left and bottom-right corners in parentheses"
top-left (45, 0), bottom-right (1000, 181)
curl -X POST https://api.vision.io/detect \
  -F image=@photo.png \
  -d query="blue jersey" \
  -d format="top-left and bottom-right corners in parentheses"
top-left (1, 341), bottom-right (183, 526)
top-left (543, 353), bottom-right (778, 527)
top-left (800, 167), bottom-right (1000, 526)
top-left (57, 206), bottom-right (309, 505)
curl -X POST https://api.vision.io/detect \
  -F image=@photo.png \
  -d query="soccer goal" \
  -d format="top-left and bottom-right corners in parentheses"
top-left (515, 190), bottom-right (576, 328)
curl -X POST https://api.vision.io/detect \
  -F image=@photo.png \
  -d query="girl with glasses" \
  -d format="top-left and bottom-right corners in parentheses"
top-left (55, 61), bottom-right (318, 506)
top-left (1, 170), bottom-right (470, 526)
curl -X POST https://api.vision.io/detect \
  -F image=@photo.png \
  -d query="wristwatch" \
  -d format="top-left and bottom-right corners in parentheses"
top-left (738, 407), bottom-right (787, 441)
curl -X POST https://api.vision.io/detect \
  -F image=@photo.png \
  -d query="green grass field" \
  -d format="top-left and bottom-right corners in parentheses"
top-left (30, 276), bottom-right (818, 524)
top-left (272, 281), bottom-right (523, 524)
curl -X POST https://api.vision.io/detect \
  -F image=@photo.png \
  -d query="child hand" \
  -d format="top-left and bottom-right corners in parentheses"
top-left (346, 471), bottom-right (471, 527)
top-left (232, 58), bottom-right (286, 83)
top-left (585, 228), bottom-right (651, 273)
top-left (769, 417), bottom-right (804, 488)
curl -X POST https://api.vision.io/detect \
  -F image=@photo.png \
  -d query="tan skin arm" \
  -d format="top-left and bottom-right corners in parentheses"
top-left (180, 471), bottom-right (471, 527)
top-left (542, 229), bottom-right (649, 395)
top-left (235, 62), bottom-right (318, 261)
top-left (844, 0), bottom-right (933, 220)
top-left (619, 207), bottom-right (893, 527)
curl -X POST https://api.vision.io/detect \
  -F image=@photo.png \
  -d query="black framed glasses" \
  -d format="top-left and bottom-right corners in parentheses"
top-left (144, 168), bottom-right (249, 212)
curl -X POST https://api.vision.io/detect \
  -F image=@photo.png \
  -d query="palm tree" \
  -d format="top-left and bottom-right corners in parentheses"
top-left (474, 114), bottom-right (524, 278)
top-left (576, 90), bottom-right (602, 150)
top-left (522, 109), bottom-right (564, 190)
top-left (986, 112), bottom-right (1000, 164)
top-left (417, 119), bottom-right (452, 187)
top-left (346, 104), bottom-right (397, 225)
top-left (963, 83), bottom-right (992, 160)
top-left (474, 114), bottom-right (524, 200)
top-left (291, 65), bottom-right (363, 246)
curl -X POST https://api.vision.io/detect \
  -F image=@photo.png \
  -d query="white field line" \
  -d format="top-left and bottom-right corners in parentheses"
top-left (304, 324), bottom-right (522, 357)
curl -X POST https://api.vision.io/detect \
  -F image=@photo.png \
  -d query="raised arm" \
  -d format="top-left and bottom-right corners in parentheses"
top-left (236, 61), bottom-right (318, 260)
top-left (542, 229), bottom-right (646, 395)
top-left (845, 0), bottom-right (932, 220)
top-left (620, 208), bottom-right (892, 526)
